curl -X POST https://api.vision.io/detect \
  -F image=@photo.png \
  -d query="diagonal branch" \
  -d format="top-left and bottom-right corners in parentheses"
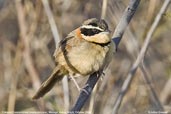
top-left (70, 0), bottom-right (141, 113)
top-left (41, 0), bottom-right (60, 46)
top-left (70, 72), bottom-right (101, 113)
top-left (112, 0), bottom-right (141, 49)
top-left (140, 63), bottom-right (163, 110)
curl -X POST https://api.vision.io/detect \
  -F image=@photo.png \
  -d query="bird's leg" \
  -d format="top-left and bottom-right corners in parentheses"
top-left (69, 75), bottom-right (89, 95)
top-left (97, 71), bottom-right (101, 77)
top-left (73, 74), bottom-right (82, 78)
top-left (97, 70), bottom-right (105, 77)
top-left (81, 71), bottom-right (105, 95)
top-left (69, 75), bottom-right (81, 92)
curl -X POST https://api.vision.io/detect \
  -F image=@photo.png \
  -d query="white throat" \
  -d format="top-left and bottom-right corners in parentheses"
top-left (81, 32), bottom-right (111, 44)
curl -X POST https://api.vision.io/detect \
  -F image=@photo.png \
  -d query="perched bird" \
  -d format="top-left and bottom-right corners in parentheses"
top-left (32, 18), bottom-right (115, 99)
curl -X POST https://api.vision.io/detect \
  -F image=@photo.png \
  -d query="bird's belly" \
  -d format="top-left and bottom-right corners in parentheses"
top-left (68, 43), bottom-right (109, 76)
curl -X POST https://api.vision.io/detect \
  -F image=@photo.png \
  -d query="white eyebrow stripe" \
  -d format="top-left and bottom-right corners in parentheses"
top-left (81, 25), bottom-right (104, 31)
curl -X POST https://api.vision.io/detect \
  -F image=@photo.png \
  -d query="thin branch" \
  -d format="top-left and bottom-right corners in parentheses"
top-left (88, 83), bottom-right (98, 114)
top-left (62, 76), bottom-right (70, 111)
top-left (70, 0), bottom-right (141, 113)
top-left (70, 75), bottom-right (81, 92)
top-left (101, 0), bottom-right (108, 19)
top-left (140, 63), bottom-right (163, 110)
top-left (15, 1), bottom-right (46, 110)
top-left (160, 75), bottom-right (171, 105)
top-left (3, 44), bottom-right (15, 112)
top-left (41, 0), bottom-right (60, 46)
top-left (7, 42), bottom-right (23, 112)
top-left (15, 0), bottom-right (41, 91)
top-left (112, 0), bottom-right (170, 114)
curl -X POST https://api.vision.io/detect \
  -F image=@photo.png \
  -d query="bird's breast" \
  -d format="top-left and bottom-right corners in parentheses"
top-left (67, 41), bottom-right (110, 75)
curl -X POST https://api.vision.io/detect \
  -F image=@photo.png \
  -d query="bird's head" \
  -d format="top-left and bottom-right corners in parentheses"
top-left (79, 18), bottom-right (111, 44)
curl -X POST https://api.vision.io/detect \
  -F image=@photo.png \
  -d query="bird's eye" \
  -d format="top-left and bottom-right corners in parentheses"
top-left (81, 28), bottom-right (102, 36)
top-left (92, 29), bottom-right (101, 34)
top-left (88, 23), bottom-right (98, 27)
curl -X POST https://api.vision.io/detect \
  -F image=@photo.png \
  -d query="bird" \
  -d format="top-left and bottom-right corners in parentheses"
top-left (32, 18), bottom-right (115, 99)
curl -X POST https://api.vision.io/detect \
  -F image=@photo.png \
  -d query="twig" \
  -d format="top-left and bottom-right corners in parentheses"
top-left (88, 84), bottom-right (98, 114)
top-left (15, 0), bottom-right (41, 91)
top-left (70, 0), bottom-right (141, 113)
top-left (146, 0), bottom-right (158, 22)
top-left (101, 0), bottom-right (108, 19)
top-left (3, 44), bottom-right (14, 112)
top-left (140, 63), bottom-right (163, 110)
top-left (70, 75), bottom-right (81, 92)
top-left (62, 76), bottom-right (70, 111)
top-left (7, 42), bottom-right (23, 113)
top-left (160, 75), bottom-right (171, 105)
top-left (41, 0), bottom-right (60, 46)
top-left (112, 0), bottom-right (170, 114)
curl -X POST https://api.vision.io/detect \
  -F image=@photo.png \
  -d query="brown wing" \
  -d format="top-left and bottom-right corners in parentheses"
top-left (53, 30), bottom-right (83, 74)
top-left (53, 31), bottom-right (75, 61)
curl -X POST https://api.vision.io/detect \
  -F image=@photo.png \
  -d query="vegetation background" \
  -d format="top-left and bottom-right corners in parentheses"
top-left (0, 0), bottom-right (171, 114)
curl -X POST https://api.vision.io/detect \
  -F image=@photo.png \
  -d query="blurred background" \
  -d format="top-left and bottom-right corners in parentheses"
top-left (0, 0), bottom-right (171, 114)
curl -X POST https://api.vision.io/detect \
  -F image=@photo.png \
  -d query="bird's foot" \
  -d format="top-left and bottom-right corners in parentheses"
top-left (80, 84), bottom-right (90, 95)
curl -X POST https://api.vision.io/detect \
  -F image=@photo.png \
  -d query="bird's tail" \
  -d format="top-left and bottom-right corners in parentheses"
top-left (32, 66), bottom-right (66, 100)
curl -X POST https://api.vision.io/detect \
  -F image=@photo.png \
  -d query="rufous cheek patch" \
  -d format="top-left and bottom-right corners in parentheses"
top-left (76, 28), bottom-right (83, 39)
